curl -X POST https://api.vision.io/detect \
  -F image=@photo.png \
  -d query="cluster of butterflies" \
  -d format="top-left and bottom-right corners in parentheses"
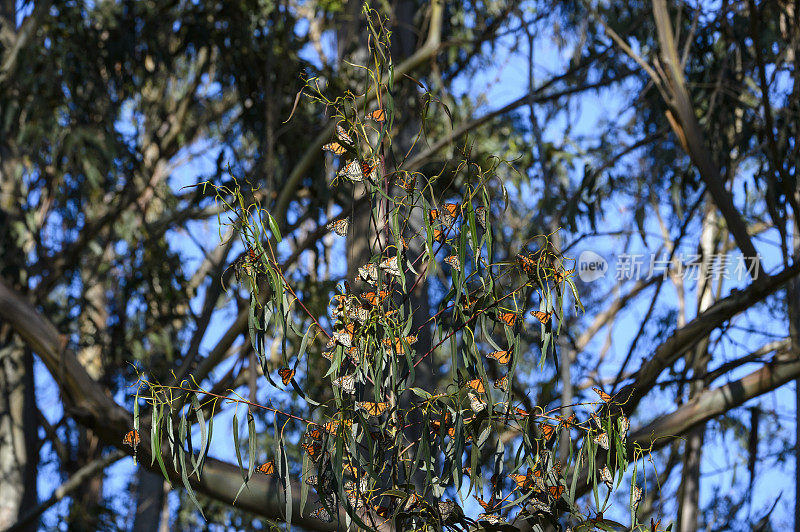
top-left (470, 451), bottom-right (568, 524)
top-left (322, 110), bottom-right (385, 185)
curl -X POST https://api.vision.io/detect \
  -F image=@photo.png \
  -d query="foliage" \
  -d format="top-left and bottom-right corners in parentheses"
top-left (134, 10), bottom-right (662, 531)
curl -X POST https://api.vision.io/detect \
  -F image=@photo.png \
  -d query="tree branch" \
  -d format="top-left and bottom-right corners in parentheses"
top-left (0, 277), bottom-right (336, 531)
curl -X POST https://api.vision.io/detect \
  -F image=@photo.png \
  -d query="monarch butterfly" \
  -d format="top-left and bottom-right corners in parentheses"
top-left (548, 484), bottom-right (565, 499)
top-left (529, 498), bottom-right (551, 514)
top-left (478, 513), bottom-right (506, 525)
top-left (557, 413), bottom-right (577, 428)
top-left (305, 427), bottom-right (323, 441)
top-left (346, 489), bottom-right (366, 510)
top-left (517, 254), bottom-right (538, 275)
top-left (398, 175), bottom-right (415, 193)
top-left (514, 407), bottom-right (530, 418)
top-left (337, 159), bottom-right (377, 183)
top-left (332, 374), bottom-right (356, 394)
top-left (306, 470), bottom-right (334, 492)
top-left (552, 459), bottom-right (563, 477)
top-left (310, 506), bottom-right (333, 522)
top-left (466, 378), bottom-right (485, 393)
top-left (468, 392), bottom-right (486, 413)
top-left (256, 460), bottom-right (275, 475)
top-left (326, 218), bottom-right (349, 236)
top-left (347, 345), bottom-right (363, 363)
top-left (322, 125), bottom-right (353, 155)
top-left (651, 518), bottom-right (662, 532)
top-left (632, 484), bottom-right (643, 508)
top-left (347, 306), bottom-right (369, 324)
top-left (277, 367), bottom-right (295, 386)
top-left (509, 469), bottom-right (535, 489)
top-left (476, 496), bottom-right (498, 512)
top-left (123, 429), bottom-right (140, 447)
top-left (332, 293), bottom-right (350, 306)
top-left (322, 420), bottom-right (339, 434)
top-left (443, 254), bottom-right (460, 270)
top-left (486, 350), bottom-right (511, 364)
top-left (438, 500), bottom-right (456, 520)
top-left (321, 347), bottom-right (334, 361)
top-left (358, 262), bottom-right (378, 285)
top-left (594, 431), bottom-right (609, 450)
top-left (539, 422), bottom-right (556, 441)
top-left (322, 141), bottom-right (348, 155)
top-left (497, 311), bottom-right (518, 327)
top-left (460, 293), bottom-right (478, 309)
top-left (590, 410), bottom-right (602, 428)
top-left (553, 268), bottom-right (574, 284)
top-left (441, 203), bottom-right (460, 222)
top-left (246, 247), bottom-right (263, 263)
top-left (356, 401), bottom-right (389, 417)
top-left (431, 228), bottom-right (446, 243)
top-left (530, 310), bottom-right (553, 325)
top-left (361, 290), bottom-right (388, 306)
top-left (493, 375), bottom-right (508, 392)
top-left (619, 415), bottom-right (630, 441)
top-left (332, 330), bottom-right (352, 348)
top-left (367, 108), bottom-right (386, 122)
top-left (599, 465), bottom-right (613, 489)
top-left (302, 440), bottom-right (324, 462)
top-left (332, 323), bottom-right (354, 347)
top-left (430, 203), bottom-right (460, 226)
top-left (475, 205), bottom-right (487, 229)
top-left (430, 411), bottom-right (452, 432)
top-left (593, 387), bottom-right (614, 403)
top-left (379, 255), bottom-right (401, 276)
top-left (382, 335), bottom-right (417, 354)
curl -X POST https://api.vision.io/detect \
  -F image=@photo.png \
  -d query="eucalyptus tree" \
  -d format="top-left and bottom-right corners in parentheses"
top-left (2, 0), bottom-right (800, 530)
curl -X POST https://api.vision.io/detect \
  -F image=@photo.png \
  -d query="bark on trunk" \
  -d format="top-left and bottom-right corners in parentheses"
top-left (677, 200), bottom-right (718, 532)
top-left (133, 469), bottom-right (168, 532)
top-left (0, 339), bottom-right (37, 532)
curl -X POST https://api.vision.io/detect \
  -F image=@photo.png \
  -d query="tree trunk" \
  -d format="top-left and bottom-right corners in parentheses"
top-left (0, 42), bottom-right (38, 527)
top-left (133, 469), bottom-right (168, 532)
top-left (676, 200), bottom-right (718, 532)
top-left (0, 339), bottom-right (37, 532)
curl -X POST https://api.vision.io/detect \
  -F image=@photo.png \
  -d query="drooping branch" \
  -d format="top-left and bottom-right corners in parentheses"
top-left (0, 277), bottom-right (336, 531)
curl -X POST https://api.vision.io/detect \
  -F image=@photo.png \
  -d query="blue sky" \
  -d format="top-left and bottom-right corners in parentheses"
top-left (28, 4), bottom-right (799, 530)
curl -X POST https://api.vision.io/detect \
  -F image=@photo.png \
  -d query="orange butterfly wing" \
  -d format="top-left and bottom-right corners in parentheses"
top-left (539, 422), bottom-right (556, 441)
top-left (257, 460), bottom-right (275, 475)
top-left (530, 310), bottom-right (552, 324)
top-left (498, 312), bottom-right (518, 327)
top-left (548, 485), bottom-right (565, 498)
top-left (322, 141), bottom-right (348, 155)
top-left (443, 203), bottom-right (460, 217)
top-left (367, 109), bottom-right (386, 122)
top-left (467, 378), bottom-right (485, 393)
top-left (123, 429), bottom-right (140, 447)
top-left (278, 367), bottom-right (295, 386)
top-left (305, 427), bottom-right (323, 440)
top-left (357, 401), bottom-right (388, 417)
top-left (486, 350), bottom-right (511, 364)
top-left (593, 387), bottom-right (613, 403)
